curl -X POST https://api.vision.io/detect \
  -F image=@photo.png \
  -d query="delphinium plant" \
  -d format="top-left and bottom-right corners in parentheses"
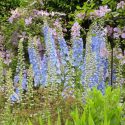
top-left (1, 68), bottom-right (16, 125)
top-left (28, 36), bottom-right (42, 87)
top-left (11, 38), bottom-right (27, 105)
top-left (53, 20), bottom-right (74, 90)
top-left (82, 21), bottom-right (109, 94)
top-left (71, 22), bottom-right (84, 89)
top-left (42, 22), bottom-right (61, 86)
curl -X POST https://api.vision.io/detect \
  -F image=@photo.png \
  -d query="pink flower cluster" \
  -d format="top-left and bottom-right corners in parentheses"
top-left (25, 17), bottom-right (32, 26)
top-left (114, 48), bottom-right (125, 65)
top-left (71, 22), bottom-right (81, 38)
top-left (106, 25), bottom-right (125, 39)
top-left (76, 13), bottom-right (85, 20)
top-left (0, 50), bottom-right (13, 65)
top-left (117, 1), bottom-right (125, 9)
top-left (53, 20), bottom-right (60, 29)
top-left (100, 42), bottom-right (109, 58)
top-left (8, 9), bottom-right (20, 23)
top-left (91, 5), bottom-right (111, 17)
top-left (106, 25), bottom-right (113, 36)
top-left (113, 27), bottom-right (125, 39)
top-left (53, 20), bottom-right (68, 37)
top-left (50, 28), bottom-right (58, 39)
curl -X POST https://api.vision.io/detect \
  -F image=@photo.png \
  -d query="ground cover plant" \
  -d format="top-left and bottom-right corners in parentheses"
top-left (0, 0), bottom-right (125, 125)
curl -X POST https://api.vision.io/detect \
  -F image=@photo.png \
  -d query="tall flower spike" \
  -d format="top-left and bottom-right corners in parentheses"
top-left (71, 22), bottom-right (84, 69)
top-left (54, 20), bottom-right (70, 65)
top-left (43, 23), bottom-right (61, 84)
top-left (71, 22), bottom-right (84, 88)
top-left (14, 38), bottom-right (26, 98)
top-left (28, 37), bottom-right (42, 87)
top-left (54, 21), bottom-right (73, 87)
top-left (71, 22), bottom-right (81, 38)
top-left (82, 21), bottom-right (109, 93)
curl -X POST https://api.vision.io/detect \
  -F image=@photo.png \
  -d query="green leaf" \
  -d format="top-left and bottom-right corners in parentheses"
top-left (28, 119), bottom-right (33, 125)
top-left (88, 110), bottom-right (95, 125)
top-left (38, 116), bottom-right (43, 125)
top-left (76, 6), bottom-right (81, 10)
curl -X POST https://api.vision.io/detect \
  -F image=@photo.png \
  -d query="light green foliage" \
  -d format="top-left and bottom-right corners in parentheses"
top-left (0, 85), bottom-right (124, 125)
top-left (85, 87), bottom-right (122, 125)
top-left (69, 87), bottom-right (122, 125)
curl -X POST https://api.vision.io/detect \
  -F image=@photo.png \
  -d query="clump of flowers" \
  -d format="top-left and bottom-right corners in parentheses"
top-left (106, 25), bottom-right (114, 37)
top-left (113, 27), bottom-right (125, 39)
top-left (76, 13), bottom-right (85, 20)
top-left (106, 25), bottom-right (125, 39)
top-left (71, 22), bottom-right (81, 38)
top-left (117, 1), bottom-right (125, 9)
top-left (8, 8), bottom-right (20, 23)
top-left (114, 48), bottom-right (125, 65)
top-left (25, 16), bottom-right (33, 25)
top-left (91, 5), bottom-right (111, 18)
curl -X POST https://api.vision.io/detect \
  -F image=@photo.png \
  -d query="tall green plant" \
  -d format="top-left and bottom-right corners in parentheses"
top-left (70, 87), bottom-right (122, 125)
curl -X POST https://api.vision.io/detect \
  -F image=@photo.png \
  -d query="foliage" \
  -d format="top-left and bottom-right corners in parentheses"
top-left (0, 86), bottom-right (124, 125)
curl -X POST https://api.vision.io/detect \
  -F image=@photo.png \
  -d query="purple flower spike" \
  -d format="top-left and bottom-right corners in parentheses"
top-left (58, 37), bottom-right (69, 65)
top-left (82, 23), bottom-right (109, 93)
top-left (40, 55), bottom-right (48, 85)
top-left (28, 38), bottom-right (42, 87)
top-left (72, 38), bottom-right (83, 69)
top-left (43, 24), bottom-right (61, 84)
